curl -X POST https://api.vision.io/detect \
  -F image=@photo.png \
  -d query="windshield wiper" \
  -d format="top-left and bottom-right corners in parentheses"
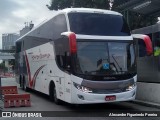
top-left (112, 54), bottom-right (123, 73)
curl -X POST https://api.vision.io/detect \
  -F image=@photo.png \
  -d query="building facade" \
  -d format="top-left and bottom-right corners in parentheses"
top-left (2, 22), bottom-right (34, 50)
top-left (2, 33), bottom-right (19, 50)
top-left (20, 22), bottom-right (34, 37)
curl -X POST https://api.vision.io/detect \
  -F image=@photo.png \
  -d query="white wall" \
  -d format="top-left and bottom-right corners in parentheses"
top-left (136, 82), bottom-right (160, 104)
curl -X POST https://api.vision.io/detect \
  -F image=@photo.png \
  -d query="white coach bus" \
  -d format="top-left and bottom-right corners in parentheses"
top-left (15, 8), bottom-right (152, 104)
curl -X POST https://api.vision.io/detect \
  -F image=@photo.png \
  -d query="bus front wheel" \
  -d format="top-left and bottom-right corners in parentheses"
top-left (49, 83), bottom-right (61, 105)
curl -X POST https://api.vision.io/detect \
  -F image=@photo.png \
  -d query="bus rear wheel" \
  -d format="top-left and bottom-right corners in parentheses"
top-left (22, 77), bottom-right (29, 92)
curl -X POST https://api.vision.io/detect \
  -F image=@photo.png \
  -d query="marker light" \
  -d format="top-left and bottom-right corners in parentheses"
top-left (68, 32), bottom-right (77, 54)
top-left (73, 82), bottom-right (92, 93)
top-left (126, 83), bottom-right (136, 91)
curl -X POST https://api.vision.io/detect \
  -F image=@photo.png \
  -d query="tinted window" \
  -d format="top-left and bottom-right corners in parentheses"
top-left (54, 37), bottom-right (70, 70)
top-left (23, 36), bottom-right (51, 50)
top-left (52, 14), bottom-right (67, 39)
top-left (16, 14), bottom-right (67, 51)
top-left (75, 41), bottom-right (136, 76)
top-left (68, 13), bottom-right (130, 36)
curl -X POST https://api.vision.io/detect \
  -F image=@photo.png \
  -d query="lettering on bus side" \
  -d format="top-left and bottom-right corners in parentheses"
top-left (31, 54), bottom-right (51, 61)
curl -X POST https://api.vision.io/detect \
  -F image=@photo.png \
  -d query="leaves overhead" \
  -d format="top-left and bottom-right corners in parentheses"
top-left (47, 0), bottom-right (158, 30)
top-left (128, 11), bottom-right (157, 30)
top-left (47, 0), bottom-right (110, 10)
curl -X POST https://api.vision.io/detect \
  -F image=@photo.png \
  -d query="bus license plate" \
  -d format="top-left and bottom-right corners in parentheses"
top-left (105, 95), bottom-right (116, 101)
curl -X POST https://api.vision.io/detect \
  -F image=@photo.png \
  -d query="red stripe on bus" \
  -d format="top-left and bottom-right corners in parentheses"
top-left (24, 51), bottom-right (46, 88)
top-left (32, 65), bottom-right (46, 88)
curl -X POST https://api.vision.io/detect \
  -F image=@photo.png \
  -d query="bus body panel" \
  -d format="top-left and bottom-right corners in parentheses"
top-left (70, 75), bottom-right (137, 104)
top-left (71, 85), bottom-right (136, 104)
top-left (21, 40), bottom-right (137, 104)
top-left (15, 8), bottom-right (138, 104)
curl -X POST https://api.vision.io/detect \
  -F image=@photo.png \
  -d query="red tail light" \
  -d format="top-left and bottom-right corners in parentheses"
top-left (132, 34), bottom-right (153, 56)
top-left (68, 32), bottom-right (77, 54)
top-left (143, 35), bottom-right (153, 55)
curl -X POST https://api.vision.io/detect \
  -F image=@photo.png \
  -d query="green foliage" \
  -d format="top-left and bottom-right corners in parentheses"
top-left (47, 0), bottom-right (158, 30)
top-left (47, 0), bottom-right (110, 10)
top-left (127, 11), bottom-right (157, 30)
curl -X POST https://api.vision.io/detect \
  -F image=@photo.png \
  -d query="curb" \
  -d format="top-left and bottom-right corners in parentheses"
top-left (131, 100), bottom-right (160, 109)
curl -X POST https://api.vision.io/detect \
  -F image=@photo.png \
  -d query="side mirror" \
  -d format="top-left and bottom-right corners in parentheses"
top-left (132, 34), bottom-right (153, 57)
top-left (61, 32), bottom-right (77, 54)
top-left (60, 32), bottom-right (77, 73)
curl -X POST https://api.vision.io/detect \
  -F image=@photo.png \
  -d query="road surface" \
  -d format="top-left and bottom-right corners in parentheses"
top-left (0, 78), bottom-right (160, 120)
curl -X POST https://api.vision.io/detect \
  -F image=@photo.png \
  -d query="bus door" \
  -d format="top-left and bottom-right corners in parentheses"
top-left (54, 34), bottom-right (72, 101)
top-left (51, 44), bottom-right (65, 100)
top-left (55, 64), bottom-right (66, 101)
top-left (64, 73), bottom-right (71, 103)
top-left (64, 51), bottom-right (72, 103)
top-left (55, 76), bottom-right (65, 101)
top-left (44, 43), bottom-right (66, 97)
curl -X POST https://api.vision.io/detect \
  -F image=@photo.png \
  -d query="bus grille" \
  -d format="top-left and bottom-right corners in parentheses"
top-left (92, 88), bottom-right (126, 94)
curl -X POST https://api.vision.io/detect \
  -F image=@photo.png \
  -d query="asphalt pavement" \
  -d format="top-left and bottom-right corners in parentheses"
top-left (0, 78), bottom-right (160, 120)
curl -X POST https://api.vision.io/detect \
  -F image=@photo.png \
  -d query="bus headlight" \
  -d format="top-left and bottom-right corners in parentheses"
top-left (126, 83), bottom-right (136, 91)
top-left (73, 82), bottom-right (93, 93)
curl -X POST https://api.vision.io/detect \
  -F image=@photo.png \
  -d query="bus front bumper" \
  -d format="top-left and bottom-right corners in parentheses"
top-left (71, 87), bottom-right (136, 104)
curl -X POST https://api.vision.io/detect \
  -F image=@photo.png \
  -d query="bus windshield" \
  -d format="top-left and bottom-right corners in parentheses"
top-left (68, 12), bottom-right (130, 36)
top-left (75, 41), bottom-right (136, 77)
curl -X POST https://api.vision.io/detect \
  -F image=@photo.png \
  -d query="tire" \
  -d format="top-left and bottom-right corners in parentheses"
top-left (49, 83), bottom-right (54, 101)
top-left (22, 76), bottom-right (29, 92)
top-left (49, 83), bottom-right (61, 105)
top-left (19, 76), bottom-right (22, 88)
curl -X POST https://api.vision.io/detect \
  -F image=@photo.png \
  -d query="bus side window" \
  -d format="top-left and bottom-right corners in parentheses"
top-left (52, 14), bottom-right (67, 40)
top-left (55, 37), bottom-right (70, 71)
top-left (138, 39), bottom-right (147, 57)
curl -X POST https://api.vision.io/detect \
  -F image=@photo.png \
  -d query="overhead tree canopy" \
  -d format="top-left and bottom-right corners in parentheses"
top-left (47, 0), bottom-right (110, 10)
top-left (127, 11), bottom-right (157, 30)
top-left (47, 0), bottom-right (158, 30)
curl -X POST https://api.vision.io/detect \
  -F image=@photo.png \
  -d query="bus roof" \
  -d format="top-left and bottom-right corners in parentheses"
top-left (61, 8), bottom-right (122, 16)
top-left (16, 8), bottom-right (122, 42)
